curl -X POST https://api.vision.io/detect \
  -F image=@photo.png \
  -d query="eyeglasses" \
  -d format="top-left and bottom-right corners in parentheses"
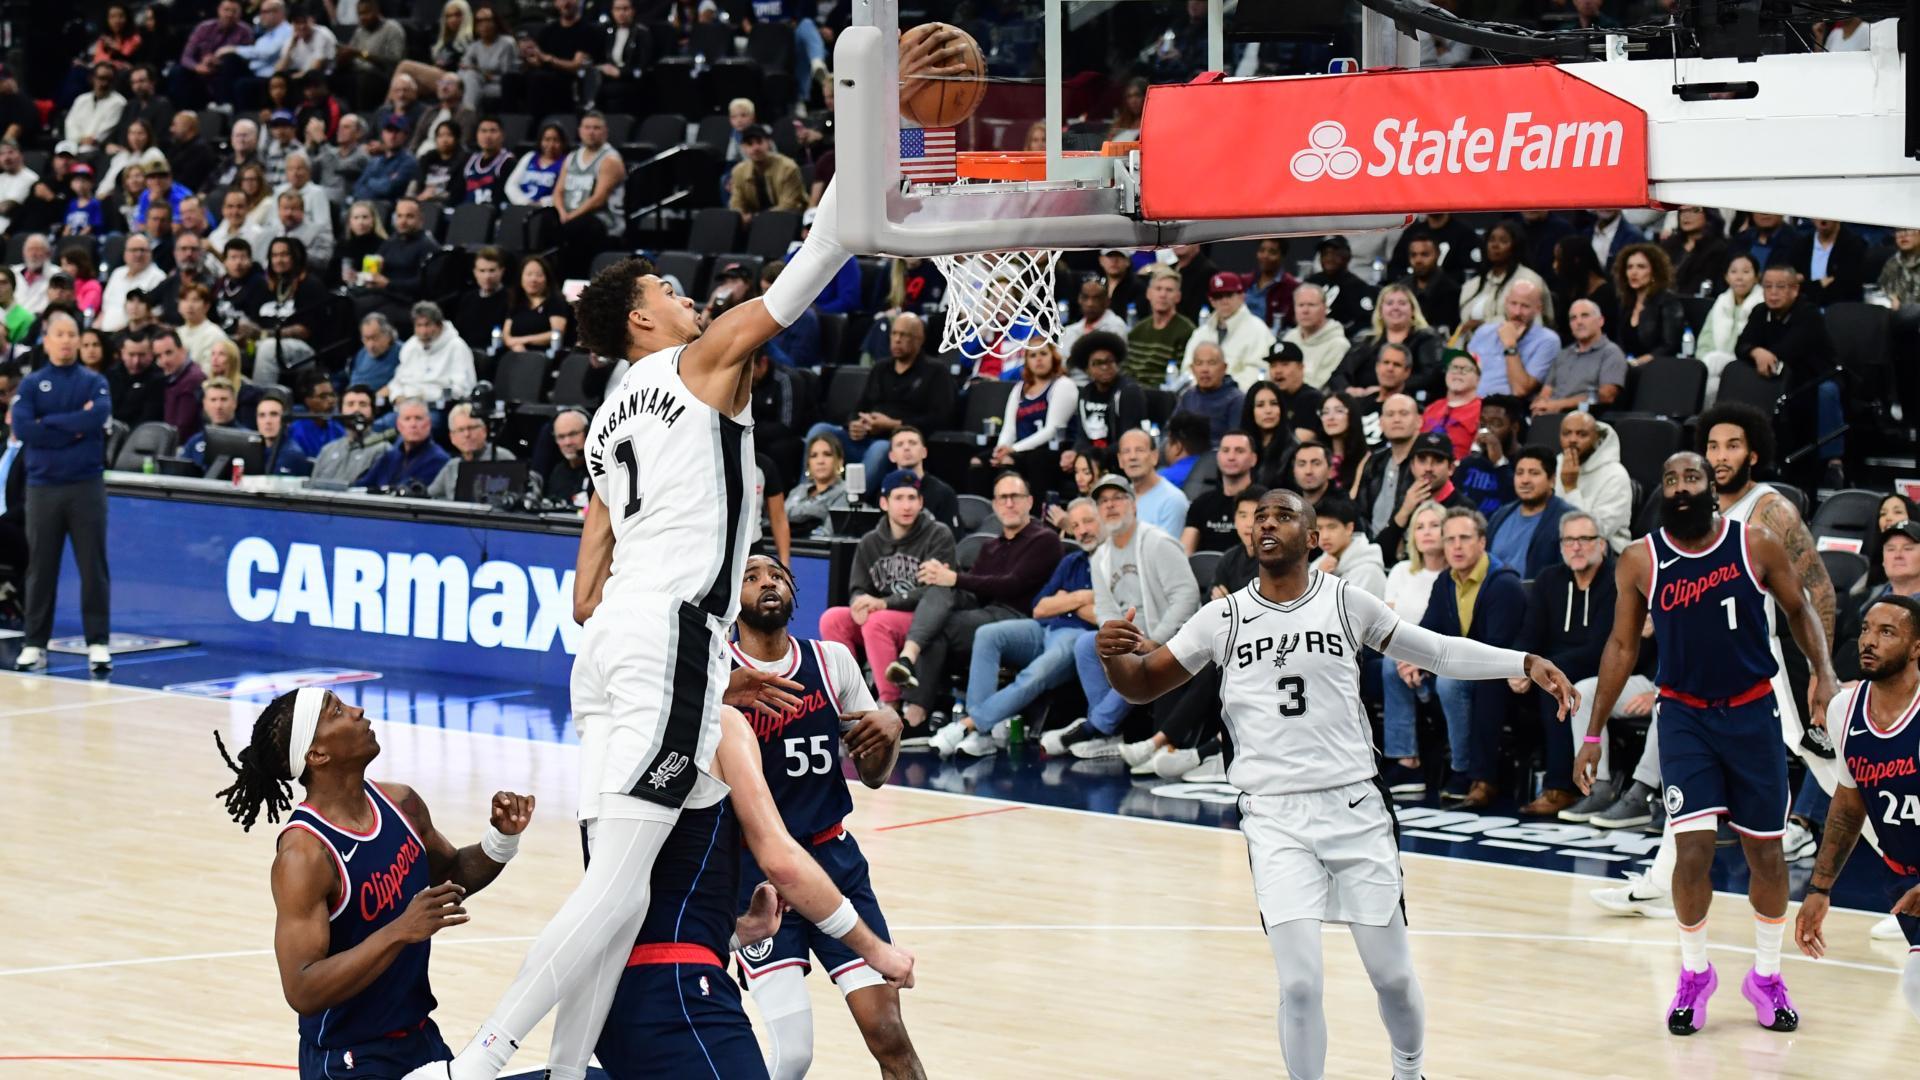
top-left (1447, 364), bottom-right (1477, 375)
top-left (1559, 535), bottom-right (1600, 547)
top-left (994, 492), bottom-right (1031, 504)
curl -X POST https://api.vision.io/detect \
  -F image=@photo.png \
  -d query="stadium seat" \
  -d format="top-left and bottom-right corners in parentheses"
top-left (746, 22), bottom-right (794, 73)
top-left (601, 114), bottom-right (635, 145)
top-left (644, 58), bottom-right (708, 121)
top-left (496, 205), bottom-right (557, 254)
top-left (1524, 410), bottom-right (1564, 449)
top-left (103, 419), bottom-right (129, 467)
top-left (1771, 482), bottom-right (1809, 520)
top-left (1144, 388), bottom-right (1177, 426)
top-left (712, 253), bottom-right (764, 287)
top-left (1606, 415), bottom-right (1683, 489)
top-left (821, 364), bottom-right (869, 423)
top-left (694, 114), bottom-right (734, 151)
top-left (652, 250), bottom-right (708, 297)
top-left (114, 422), bottom-right (179, 471)
top-left (414, 198), bottom-right (446, 241)
top-left (955, 494), bottom-right (993, 534)
top-left (443, 203), bottom-right (497, 249)
top-left (1626, 355), bottom-right (1706, 418)
top-left (746, 210), bottom-right (800, 260)
top-left (549, 352), bottom-right (598, 408)
top-left (1821, 549), bottom-right (1870, 597)
top-left (688, 208), bottom-right (742, 254)
top-left (1181, 453), bottom-right (1220, 500)
top-left (1189, 550), bottom-right (1222, 588)
top-left (955, 532), bottom-right (989, 571)
top-left (497, 113), bottom-right (533, 149)
top-left (638, 112), bottom-right (690, 149)
top-left (493, 351), bottom-right (551, 405)
top-left (1716, 364), bottom-right (1782, 416)
top-left (688, 19), bottom-right (733, 59)
top-left (1809, 488), bottom-right (1885, 548)
top-left (710, 60), bottom-right (771, 119)
top-left (589, 250), bottom-right (629, 277)
top-left (1825, 302), bottom-right (1894, 417)
top-left (2, 233), bottom-right (23, 266)
top-left (815, 311), bottom-right (847, 366)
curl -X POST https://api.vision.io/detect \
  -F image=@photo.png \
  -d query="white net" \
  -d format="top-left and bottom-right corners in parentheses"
top-left (931, 248), bottom-right (1064, 363)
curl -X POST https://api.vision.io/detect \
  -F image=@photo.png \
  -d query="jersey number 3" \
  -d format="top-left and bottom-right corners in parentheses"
top-left (611, 437), bottom-right (643, 519)
top-left (1276, 675), bottom-right (1307, 718)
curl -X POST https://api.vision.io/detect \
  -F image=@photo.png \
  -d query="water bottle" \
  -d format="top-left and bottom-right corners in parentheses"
top-left (489, 326), bottom-right (503, 356)
top-left (547, 329), bottom-right (562, 358)
top-left (1125, 302), bottom-right (1137, 327)
top-left (1057, 299), bottom-right (1070, 326)
top-left (1370, 257), bottom-right (1386, 284)
top-left (1198, 304), bottom-right (1211, 325)
top-left (1680, 327), bottom-right (1695, 359)
top-left (1164, 359), bottom-right (1180, 390)
top-left (141, 454), bottom-right (157, 475)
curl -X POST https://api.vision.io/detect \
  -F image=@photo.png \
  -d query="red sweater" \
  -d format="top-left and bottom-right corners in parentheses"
top-left (1421, 396), bottom-right (1481, 461)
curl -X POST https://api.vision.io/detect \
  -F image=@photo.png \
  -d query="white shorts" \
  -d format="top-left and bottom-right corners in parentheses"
top-left (1239, 779), bottom-right (1404, 928)
top-left (573, 594), bottom-right (729, 824)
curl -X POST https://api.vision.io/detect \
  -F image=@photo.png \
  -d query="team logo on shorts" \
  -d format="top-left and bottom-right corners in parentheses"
top-left (740, 937), bottom-right (775, 963)
top-left (646, 751), bottom-right (690, 790)
top-left (699, 975), bottom-right (712, 996)
top-left (1664, 785), bottom-right (1685, 816)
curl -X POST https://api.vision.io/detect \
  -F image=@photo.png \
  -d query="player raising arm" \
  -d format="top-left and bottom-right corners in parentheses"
top-left (1097, 489), bottom-right (1576, 1080)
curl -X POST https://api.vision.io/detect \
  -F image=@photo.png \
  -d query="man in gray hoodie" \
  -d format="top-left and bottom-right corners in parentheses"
top-left (1045, 473), bottom-right (1200, 759)
top-left (817, 470), bottom-right (956, 709)
top-left (1312, 496), bottom-right (1386, 598)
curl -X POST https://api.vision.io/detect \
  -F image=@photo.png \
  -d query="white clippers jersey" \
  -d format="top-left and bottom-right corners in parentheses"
top-left (1168, 572), bottom-right (1404, 796)
top-left (585, 345), bottom-right (756, 624)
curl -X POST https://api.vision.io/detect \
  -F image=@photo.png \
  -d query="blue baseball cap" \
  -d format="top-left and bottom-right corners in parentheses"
top-left (880, 469), bottom-right (921, 495)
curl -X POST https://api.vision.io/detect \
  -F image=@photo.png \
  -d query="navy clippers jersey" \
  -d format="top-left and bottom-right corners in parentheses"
top-left (632, 799), bottom-right (741, 957)
top-left (729, 638), bottom-right (873, 842)
top-left (461, 150), bottom-right (513, 205)
top-left (281, 782), bottom-right (435, 1049)
top-left (1839, 684), bottom-right (1920, 876)
top-left (1645, 520), bottom-right (1778, 699)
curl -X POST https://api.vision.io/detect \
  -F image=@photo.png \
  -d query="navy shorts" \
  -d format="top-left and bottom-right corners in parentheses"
top-left (1656, 693), bottom-right (1790, 839)
top-left (299, 1019), bottom-right (449, 1079)
top-left (595, 961), bottom-right (768, 1080)
top-left (738, 829), bottom-right (890, 989)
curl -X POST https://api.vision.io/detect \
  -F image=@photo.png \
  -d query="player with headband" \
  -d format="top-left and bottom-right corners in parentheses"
top-left (213, 688), bottom-right (535, 1079)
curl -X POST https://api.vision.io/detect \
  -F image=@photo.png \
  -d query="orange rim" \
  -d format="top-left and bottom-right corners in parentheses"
top-left (955, 142), bottom-right (1140, 182)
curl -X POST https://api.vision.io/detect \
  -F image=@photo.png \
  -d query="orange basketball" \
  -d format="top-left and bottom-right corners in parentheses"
top-left (899, 23), bottom-right (987, 129)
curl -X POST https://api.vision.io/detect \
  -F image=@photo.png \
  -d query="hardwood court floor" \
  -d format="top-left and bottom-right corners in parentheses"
top-left (2, 673), bottom-right (1915, 1078)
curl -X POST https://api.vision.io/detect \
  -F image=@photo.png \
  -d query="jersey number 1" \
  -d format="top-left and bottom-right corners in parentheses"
top-left (1721, 596), bottom-right (1738, 630)
top-left (611, 437), bottom-right (642, 519)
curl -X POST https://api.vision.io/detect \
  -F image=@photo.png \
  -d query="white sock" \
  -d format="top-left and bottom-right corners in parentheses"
top-left (542, 1068), bottom-right (587, 1080)
top-left (1753, 912), bottom-right (1786, 977)
top-left (1678, 918), bottom-right (1710, 974)
top-left (450, 1025), bottom-right (517, 1079)
top-left (1903, 954), bottom-right (1920, 1021)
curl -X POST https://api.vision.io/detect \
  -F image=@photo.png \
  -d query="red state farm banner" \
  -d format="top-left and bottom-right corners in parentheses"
top-left (1139, 63), bottom-right (1649, 221)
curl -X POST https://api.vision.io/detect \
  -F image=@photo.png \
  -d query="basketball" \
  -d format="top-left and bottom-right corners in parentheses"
top-left (899, 22), bottom-right (986, 128)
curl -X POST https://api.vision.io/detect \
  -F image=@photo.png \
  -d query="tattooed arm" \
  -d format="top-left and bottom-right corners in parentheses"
top-left (1757, 491), bottom-right (1836, 646)
top-left (1795, 782), bottom-right (1867, 958)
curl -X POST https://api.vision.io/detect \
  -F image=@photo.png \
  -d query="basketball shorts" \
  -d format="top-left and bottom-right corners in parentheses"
top-left (1656, 693), bottom-right (1790, 839)
top-left (1238, 779), bottom-right (1404, 928)
top-left (573, 594), bottom-right (729, 823)
top-left (595, 951), bottom-right (769, 1080)
top-left (298, 1018), bottom-right (450, 1079)
top-left (737, 828), bottom-right (891, 995)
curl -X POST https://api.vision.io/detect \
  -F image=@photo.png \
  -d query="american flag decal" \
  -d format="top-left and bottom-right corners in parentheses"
top-left (900, 126), bottom-right (957, 184)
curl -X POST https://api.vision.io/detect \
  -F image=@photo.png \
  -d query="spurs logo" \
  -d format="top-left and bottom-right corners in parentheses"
top-left (646, 751), bottom-right (690, 790)
top-left (1272, 633), bottom-right (1301, 670)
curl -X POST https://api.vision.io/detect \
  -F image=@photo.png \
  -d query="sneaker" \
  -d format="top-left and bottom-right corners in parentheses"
top-left (1873, 915), bottom-right (1904, 941)
top-left (1740, 969), bottom-right (1799, 1031)
top-left (1591, 780), bottom-right (1657, 829)
top-left (883, 655), bottom-right (919, 688)
top-left (1039, 718), bottom-right (1088, 756)
top-left (13, 646), bottom-right (44, 670)
top-left (88, 644), bottom-right (112, 673)
top-left (1667, 964), bottom-right (1719, 1035)
top-left (1645, 797), bottom-right (1668, 835)
top-left (1069, 734), bottom-right (1123, 760)
top-left (1782, 820), bottom-right (1816, 861)
top-left (1129, 749), bottom-right (1165, 775)
top-left (1558, 779), bottom-right (1620, 823)
top-left (927, 722), bottom-right (969, 757)
top-left (1119, 738), bottom-right (1162, 768)
top-left (1153, 747), bottom-right (1203, 779)
top-left (1382, 761), bottom-right (1426, 799)
top-left (956, 730), bottom-right (997, 757)
top-left (1590, 871), bottom-right (1675, 918)
top-left (1182, 753), bottom-right (1228, 783)
top-left (1439, 773), bottom-right (1471, 803)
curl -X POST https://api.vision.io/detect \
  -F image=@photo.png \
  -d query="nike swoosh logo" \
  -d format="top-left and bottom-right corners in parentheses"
top-left (1348, 793), bottom-right (1368, 808)
top-left (1850, 727), bottom-right (1870, 737)
top-left (1242, 614), bottom-right (1261, 623)
top-left (341, 842), bottom-right (359, 863)
top-left (1659, 557), bottom-right (1682, 569)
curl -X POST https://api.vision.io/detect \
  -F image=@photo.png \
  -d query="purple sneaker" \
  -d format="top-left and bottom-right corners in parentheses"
top-left (1666, 964), bottom-right (1719, 1035)
top-left (1741, 969), bottom-right (1801, 1031)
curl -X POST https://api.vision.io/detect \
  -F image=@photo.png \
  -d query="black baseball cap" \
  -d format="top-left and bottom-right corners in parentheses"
top-left (740, 124), bottom-right (771, 142)
top-left (1269, 341), bottom-right (1305, 366)
top-left (1882, 521), bottom-right (1920, 546)
top-left (713, 261), bottom-right (752, 281)
top-left (1316, 234), bottom-right (1351, 254)
top-left (1410, 431), bottom-right (1455, 461)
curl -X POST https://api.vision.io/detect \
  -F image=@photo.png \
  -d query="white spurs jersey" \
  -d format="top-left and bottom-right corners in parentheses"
top-left (585, 345), bottom-right (756, 624)
top-left (1721, 482), bottom-right (1803, 730)
top-left (1168, 572), bottom-right (1405, 796)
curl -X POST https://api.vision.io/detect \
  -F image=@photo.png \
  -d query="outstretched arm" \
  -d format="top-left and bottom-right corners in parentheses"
top-left (1097, 607), bottom-right (1206, 704)
top-left (382, 781), bottom-right (533, 897)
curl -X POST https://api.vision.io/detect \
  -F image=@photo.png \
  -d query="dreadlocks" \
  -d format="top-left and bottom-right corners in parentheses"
top-left (214, 689), bottom-right (301, 832)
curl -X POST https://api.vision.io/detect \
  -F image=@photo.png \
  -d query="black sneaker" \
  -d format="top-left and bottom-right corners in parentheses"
top-left (884, 655), bottom-right (920, 688)
top-left (1382, 762), bottom-right (1426, 799)
top-left (1439, 773), bottom-right (1471, 803)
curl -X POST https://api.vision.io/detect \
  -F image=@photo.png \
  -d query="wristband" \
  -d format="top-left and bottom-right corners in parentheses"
top-left (1583, 735), bottom-right (1603, 744)
top-left (1805, 883), bottom-right (1831, 896)
top-left (816, 897), bottom-right (858, 939)
top-left (480, 825), bottom-right (520, 864)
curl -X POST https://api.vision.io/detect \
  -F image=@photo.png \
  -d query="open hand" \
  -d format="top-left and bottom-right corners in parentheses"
top-left (724, 665), bottom-right (806, 715)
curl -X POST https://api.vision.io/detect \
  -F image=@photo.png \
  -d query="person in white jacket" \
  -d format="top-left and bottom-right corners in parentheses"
top-left (1696, 252), bottom-right (1765, 406)
top-left (382, 300), bottom-right (476, 404)
top-left (59, 64), bottom-right (126, 155)
top-left (1282, 283), bottom-right (1350, 389)
top-left (1312, 495), bottom-right (1387, 597)
top-left (1182, 271), bottom-right (1276, 389)
top-left (1554, 412), bottom-right (1634, 552)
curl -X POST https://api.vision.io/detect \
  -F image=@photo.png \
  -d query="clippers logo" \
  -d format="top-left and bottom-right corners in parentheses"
top-left (1289, 121), bottom-right (1362, 182)
top-left (646, 751), bottom-right (690, 790)
top-left (1664, 785), bottom-right (1685, 816)
top-left (740, 937), bottom-right (775, 962)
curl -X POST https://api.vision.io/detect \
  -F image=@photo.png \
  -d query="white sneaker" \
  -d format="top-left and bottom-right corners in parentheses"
top-left (1872, 915), bottom-right (1904, 941)
top-left (1068, 734), bottom-right (1123, 760)
top-left (1181, 753), bottom-right (1227, 782)
top-left (928, 722), bottom-right (969, 757)
top-left (1590, 871), bottom-right (1675, 918)
top-left (1129, 748), bottom-right (1166, 775)
top-left (1783, 820), bottom-right (1816, 862)
top-left (1153, 747), bottom-right (1203, 779)
top-left (1119, 737), bottom-right (1161, 768)
top-left (88, 644), bottom-right (112, 673)
top-left (13, 646), bottom-right (44, 670)
top-left (957, 730), bottom-right (997, 757)
top-left (1039, 718), bottom-right (1087, 756)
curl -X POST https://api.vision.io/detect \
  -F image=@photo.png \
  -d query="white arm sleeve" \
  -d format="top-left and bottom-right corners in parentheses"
top-left (1164, 596), bottom-right (1231, 675)
top-left (761, 179), bottom-right (850, 328)
top-left (1829, 688), bottom-right (1857, 788)
top-left (1343, 584), bottom-right (1527, 681)
top-left (819, 640), bottom-right (879, 714)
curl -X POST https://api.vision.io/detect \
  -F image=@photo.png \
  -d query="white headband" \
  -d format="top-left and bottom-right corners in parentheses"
top-left (286, 687), bottom-right (327, 783)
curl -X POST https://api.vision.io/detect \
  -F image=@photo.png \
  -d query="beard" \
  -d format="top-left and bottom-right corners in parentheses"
top-left (1715, 459), bottom-right (1751, 495)
top-left (1659, 490), bottom-right (1717, 539)
top-left (736, 595), bottom-right (793, 634)
top-left (1098, 513), bottom-right (1133, 542)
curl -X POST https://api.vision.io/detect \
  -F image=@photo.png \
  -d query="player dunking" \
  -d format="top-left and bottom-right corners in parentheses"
top-left (1575, 452), bottom-right (1837, 1035)
top-left (1796, 594), bottom-right (1920, 1022)
top-left (1097, 490), bottom-right (1577, 1080)
top-left (411, 163), bottom-right (933, 1079)
top-left (212, 688), bottom-right (534, 1079)
top-left (728, 555), bottom-right (924, 1080)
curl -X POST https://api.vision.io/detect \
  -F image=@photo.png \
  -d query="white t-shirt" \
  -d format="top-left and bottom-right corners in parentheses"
top-left (729, 637), bottom-right (876, 717)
